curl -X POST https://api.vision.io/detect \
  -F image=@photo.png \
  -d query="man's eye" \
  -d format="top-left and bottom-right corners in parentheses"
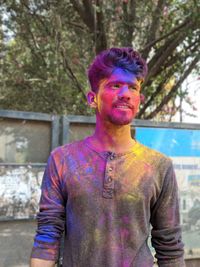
top-left (112, 84), bottom-right (121, 89)
top-left (129, 86), bottom-right (138, 91)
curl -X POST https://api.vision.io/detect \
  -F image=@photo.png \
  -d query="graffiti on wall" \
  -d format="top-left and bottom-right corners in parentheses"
top-left (0, 166), bottom-right (44, 219)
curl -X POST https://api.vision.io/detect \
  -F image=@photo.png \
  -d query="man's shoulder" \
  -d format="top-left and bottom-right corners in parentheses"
top-left (135, 141), bottom-right (172, 167)
top-left (50, 139), bottom-right (85, 158)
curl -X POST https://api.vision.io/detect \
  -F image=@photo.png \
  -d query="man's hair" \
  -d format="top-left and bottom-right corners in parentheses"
top-left (88, 47), bottom-right (148, 92)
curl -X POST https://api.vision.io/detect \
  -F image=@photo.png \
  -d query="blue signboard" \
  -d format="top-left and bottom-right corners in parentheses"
top-left (136, 127), bottom-right (200, 157)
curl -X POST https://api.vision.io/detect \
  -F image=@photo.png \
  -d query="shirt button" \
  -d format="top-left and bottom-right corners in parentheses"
top-left (107, 177), bottom-right (112, 182)
top-left (108, 167), bottom-right (113, 171)
top-left (110, 155), bottom-right (114, 160)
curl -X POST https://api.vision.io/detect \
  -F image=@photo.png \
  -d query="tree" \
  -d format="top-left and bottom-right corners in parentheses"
top-left (0, 0), bottom-right (199, 120)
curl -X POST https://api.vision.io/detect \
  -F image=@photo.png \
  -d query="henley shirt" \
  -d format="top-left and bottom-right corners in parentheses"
top-left (31, 138), bottom-right (185, 267)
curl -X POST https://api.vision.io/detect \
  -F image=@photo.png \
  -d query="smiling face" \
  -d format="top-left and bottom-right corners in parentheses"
top-left (92, 68), bottom-right (143, 125)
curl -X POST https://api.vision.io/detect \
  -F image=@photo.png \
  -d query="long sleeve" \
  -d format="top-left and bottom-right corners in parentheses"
top-left (150, 160), bottom-right (185, 267)
top-left (31, 151), bottom-right (67, 261)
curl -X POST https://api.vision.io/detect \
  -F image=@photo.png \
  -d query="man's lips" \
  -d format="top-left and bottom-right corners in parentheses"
top-left (113, 103), bottom-right (133, 109)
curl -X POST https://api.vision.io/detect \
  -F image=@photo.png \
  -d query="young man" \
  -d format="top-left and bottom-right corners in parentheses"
top-left (30, 47), bottom-right (185, 267)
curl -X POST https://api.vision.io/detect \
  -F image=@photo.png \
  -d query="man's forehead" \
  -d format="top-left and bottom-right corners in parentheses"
top-left (107, 68), bottom-right (140, 83)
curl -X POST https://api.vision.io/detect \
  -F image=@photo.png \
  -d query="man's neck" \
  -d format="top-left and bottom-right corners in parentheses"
top-left (88, 119), bottom-right (135, 153)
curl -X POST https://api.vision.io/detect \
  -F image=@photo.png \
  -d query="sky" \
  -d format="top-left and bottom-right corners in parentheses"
top-left (173, 76), bottom-right (200, 124)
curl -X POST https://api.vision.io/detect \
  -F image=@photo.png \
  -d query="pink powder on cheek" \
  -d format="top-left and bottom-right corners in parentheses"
top-left (134, 94), bottom-right (141, 106)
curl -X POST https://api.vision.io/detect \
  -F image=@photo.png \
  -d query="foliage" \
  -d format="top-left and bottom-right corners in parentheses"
top-left (0, 0), bottom-right (199, 120)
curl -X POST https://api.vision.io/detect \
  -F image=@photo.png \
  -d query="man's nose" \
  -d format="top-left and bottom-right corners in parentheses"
top-left (118, 85), bottom-right (131, 100)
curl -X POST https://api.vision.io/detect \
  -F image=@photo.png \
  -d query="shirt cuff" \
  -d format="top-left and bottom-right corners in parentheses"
top-left (31, 240), bottom-right (59, 261)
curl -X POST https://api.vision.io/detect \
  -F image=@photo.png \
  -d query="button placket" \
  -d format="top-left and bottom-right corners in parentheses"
top-left (102, 153), bottom-right (116, 199)
top-left (107, 177), bottom-right (112, 182)
top-left (102, 188), bottom-right (113, 199)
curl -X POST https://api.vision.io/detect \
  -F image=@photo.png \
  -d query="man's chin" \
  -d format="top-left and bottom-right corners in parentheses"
top-left (108, 116), bottom-right (134, 125)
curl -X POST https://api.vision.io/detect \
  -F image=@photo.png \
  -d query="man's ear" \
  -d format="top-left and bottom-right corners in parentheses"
top-left (87, 91), bottom-right (97, 108)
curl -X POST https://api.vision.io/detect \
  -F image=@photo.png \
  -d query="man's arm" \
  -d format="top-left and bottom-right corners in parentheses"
top-left (150, 159), bottom-right (185, 267)
top-left (30, 258), bottom-right (55, 267)
top-left (30, 150), bottom-right (66, 263)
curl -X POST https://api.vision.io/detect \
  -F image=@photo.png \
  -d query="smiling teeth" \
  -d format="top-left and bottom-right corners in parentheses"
top-left (116, 106), bottom-right (129, 108)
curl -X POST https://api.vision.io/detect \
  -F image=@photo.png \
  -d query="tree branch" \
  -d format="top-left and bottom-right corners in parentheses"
top-left (60, 46), bottom-right (86, 98)
top-left (140, 18), bottom-right (190, 55)
top-left (64, 21), bottom-right (86, 30)
top-left (70, 0), bottom-right (95, 31)
top-left (144, 30), bottom-right (189, 87)
top-left (70, 0), bottom-right (107, 53)
top-left (82, 0), bottom-right (95, 30)
top-left (142, 0), bottom-right (166, 59)
top-left (144, 54), bottom-right (200, 119)
top-left (95, 0), bottom-right (107, 53)
top-left (23, 22), bottom-right (47, 67)
top-left (144, 36), bottom-right (199, 86)
top-left (22, 1), bottom-right (52, 36)
top-left (121, 0), bottom-right (136, 46)
top-left (138, 69), bottom-right (175, 117)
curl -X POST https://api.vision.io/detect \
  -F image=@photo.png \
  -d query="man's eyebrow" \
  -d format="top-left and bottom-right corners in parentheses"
top-left (106, 80), bottom-right (139, 86)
